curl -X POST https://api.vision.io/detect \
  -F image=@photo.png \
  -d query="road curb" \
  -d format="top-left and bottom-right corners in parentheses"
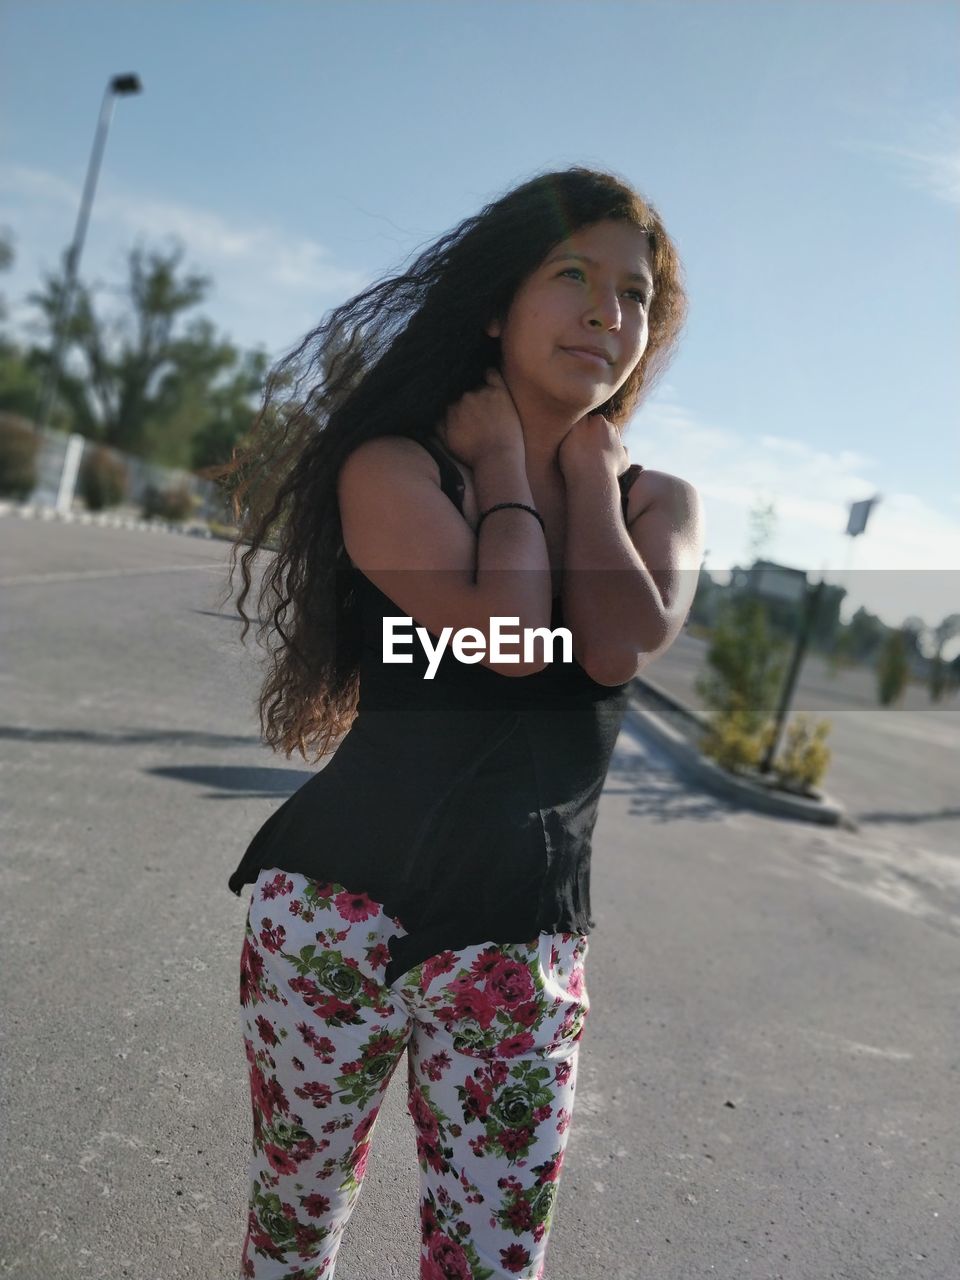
top-left (624, 684), bottom-right (858, 831)
top-left (0, 499), bottom-right (219, 540)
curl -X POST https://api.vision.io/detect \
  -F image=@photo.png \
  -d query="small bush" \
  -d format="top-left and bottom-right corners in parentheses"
top-left (771, 713), bottom-right (832, 795)
top-left (141, 483), bottom-right (197, 523)
top-left (79, 444), bottom-right (127, 511)
top-left (698, 702), bottom-right (775, 773)
top-left (876, 630), bottom-right (909, 706)
top-left (0, 414), bottom-right (40, 499)
top-left (700, 704), bottom-right (832, 798)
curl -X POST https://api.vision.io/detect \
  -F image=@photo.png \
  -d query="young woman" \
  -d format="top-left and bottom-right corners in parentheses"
top-left (215, 166), bottom-right (704, 1279)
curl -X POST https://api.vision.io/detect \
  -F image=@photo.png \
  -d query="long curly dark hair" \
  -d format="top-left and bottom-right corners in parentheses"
top-left (207, 165), bottom-right (688, 763)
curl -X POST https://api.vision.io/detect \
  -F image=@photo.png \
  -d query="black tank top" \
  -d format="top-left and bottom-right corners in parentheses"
top-left (227, 437), bottom-right (644, 987)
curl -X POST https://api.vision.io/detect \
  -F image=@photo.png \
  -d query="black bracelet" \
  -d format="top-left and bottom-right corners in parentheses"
top-left (476, 502), bottom-right (546, 535)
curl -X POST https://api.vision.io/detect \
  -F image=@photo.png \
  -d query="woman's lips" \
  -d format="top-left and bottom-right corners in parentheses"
top-left (562, 347), bottom-right (611, 369)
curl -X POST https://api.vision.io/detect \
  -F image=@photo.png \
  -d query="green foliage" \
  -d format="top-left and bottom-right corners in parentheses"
top-left (695, 590), bottom-right (833, 794)
top-left (0, 413), bottom-right (40, 499)
top-left (23, 241), bottom-right (265, 468)
top-left (876, 629), bottom-right (909, 706)
top-left (140, 482), bottom-right (197, 523)
top-left (770, 713), bottom-right (832, 794)
top-left (695, 594), bottom-right (789, 733)
top-left (78, 444), bottom-right (127, 511)
top-left (0, 343), bottom-right (46, 420)
top-left (698, 704), bottom-right (773, 773)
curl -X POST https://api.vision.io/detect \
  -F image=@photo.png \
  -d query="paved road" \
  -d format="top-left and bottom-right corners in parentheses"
top-left (1, 519), bottom-right (957, 1279)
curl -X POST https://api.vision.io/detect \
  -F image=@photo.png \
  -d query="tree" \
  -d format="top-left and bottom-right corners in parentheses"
top-left (876, 629), bottom-right (909, 706)
top-left (20, 239), bottom-right (267, 467)
top-left (0, 230), bottom-right (46, 419)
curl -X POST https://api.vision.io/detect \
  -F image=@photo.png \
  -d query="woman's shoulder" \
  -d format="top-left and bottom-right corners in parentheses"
top-left (341, 433), bottom-right (442, 477)
top-left (622, 465), bottom-right (689, 525)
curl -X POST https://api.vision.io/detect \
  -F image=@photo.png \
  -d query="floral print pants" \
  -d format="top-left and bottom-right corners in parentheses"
top-left (238, 868), bottom-right (592, 1279)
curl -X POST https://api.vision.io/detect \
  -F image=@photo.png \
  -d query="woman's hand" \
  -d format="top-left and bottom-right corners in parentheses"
top-left (438, 368), bottom-right (525, 469)
top-left (558, 411), bottom-right (629, 482)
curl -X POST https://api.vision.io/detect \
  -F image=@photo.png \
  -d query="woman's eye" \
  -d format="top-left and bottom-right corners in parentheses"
top-left (559, 269), bottom-right (647, 307)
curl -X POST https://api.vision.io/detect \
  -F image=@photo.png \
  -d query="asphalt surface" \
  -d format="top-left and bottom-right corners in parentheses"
top-left (1, 518), bottom-right (957, 1279)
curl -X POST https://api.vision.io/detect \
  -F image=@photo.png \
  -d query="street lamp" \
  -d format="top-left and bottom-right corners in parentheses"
top-left (35, 73), bottom-right (143, 434)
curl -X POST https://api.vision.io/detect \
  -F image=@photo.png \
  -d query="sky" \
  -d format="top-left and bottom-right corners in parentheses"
top-left (1, 0), bottom-right (958, 637)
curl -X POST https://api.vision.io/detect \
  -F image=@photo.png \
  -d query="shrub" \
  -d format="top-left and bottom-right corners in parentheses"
top-left (141, 483), bottom-right (196, 523)
top-left (78, 444), bottom-right (127, 511)
top-left (876, 630), bottom-right (909, 706)
top-left (0, 414), bottom-right (40, 499)
top-left (770, 713), bottom-right (832, 795)
top-left (696, 595), bottom-right (789, 734)
top-left (698, 701), bottom-right (775, 773)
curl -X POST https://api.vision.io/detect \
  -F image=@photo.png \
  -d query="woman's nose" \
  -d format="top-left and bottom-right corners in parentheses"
top-left (585, 287), bottom-right (622, 329)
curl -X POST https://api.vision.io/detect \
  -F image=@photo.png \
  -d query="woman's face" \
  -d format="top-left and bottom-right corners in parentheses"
top-left (488, 219), bottom-right (654, 415)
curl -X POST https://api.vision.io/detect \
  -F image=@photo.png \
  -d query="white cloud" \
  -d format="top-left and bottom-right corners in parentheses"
top-left (0, 163), bottom-right (371, 357)
top-left (836, 114), bottom-right (960, 207)
top-left (632, 390), bottom-right (960, 629)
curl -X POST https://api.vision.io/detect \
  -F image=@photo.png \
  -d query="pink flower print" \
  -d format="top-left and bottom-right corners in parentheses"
top-left (294, 1080), bottom-right (333, 1109)
top-left (423, 950), bottom-right (458, 987)
top-left (497, 1127), bottom-right (533, 1157)
top-left (361, 1030), bottom-right (396, 1063)
top-left (554, 1060), bottom-right (572, 1085)
top-left (495, 1031), bottom-right (535, 1059)
top-left (311, 994), bottom-right (359, 1021)
top-left (511, 1001), bottom-right (540, 1028)
top-left (351, 1143), bottom-right (370, 1180)
top-left (293, 1222), bottom-right (325, 1254)
top-left (487, 1060), bottom-right (510, 1087)
top-left (353, 1108), bottom-right (380, 1145)
top-left (448, 977), bottom-right (497, 1029)
top-left (567, 966), bottom-right (584, 999)
top-left (556, 1107), bottom-right (570, 1134)
top-left (550, 943), bottom-right (560, 969)
top-left (302, 1191), bottom-right (331, 1218)
top-left (408, 1083), bottom-right (439, 1140)
top-left (428, 1232), bottom-right (472, 1280)
top-left (500, 1242), bottom-right (533, 1273)
top-left (264, 1143), bottom-right (298, 1175)
top-left (334, 888), bottom-right (379, 922)
top-left (462, 1074), bottom-right (492, 1123)
top-left (469, 947), bottom-right (504, 981)
top-left (367, 942), bottom-right (391, 970)
top-left (288, 976), bottom-right (323, 1006)
top-left (417, 1129), bottom-right (446, 1175)
top-left (296, 1023), bottom-right (334, 1061)
top-left (259, 872), bottom-right (294, 900)
top-left (485, 957), bottom-right (535, 1007)
top-left (533, 1151), bottom-right (564, 1184)
top-left (255, 1014), bottom-right (279, 1046)
top-left (239, 938), bottom-right (265, 1005)
top-left (249, 1063), bottom-right (274, 1123)
top-left (423, 1050), bottom-right (452, 1082)
top-left (505, 1196), bottom-right (534, 1232)
top-left (265, 1076), bottom-right (289, 1118)
top-left (258, 921), bottom-right (286, 954)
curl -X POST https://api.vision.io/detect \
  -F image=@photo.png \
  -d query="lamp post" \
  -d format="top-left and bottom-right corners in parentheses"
top-left (35, 73), bottom-right (142, 435)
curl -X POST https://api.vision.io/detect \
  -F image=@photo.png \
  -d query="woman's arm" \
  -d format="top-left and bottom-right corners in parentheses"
top-left (561, 466), bottom-right (705, 686)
